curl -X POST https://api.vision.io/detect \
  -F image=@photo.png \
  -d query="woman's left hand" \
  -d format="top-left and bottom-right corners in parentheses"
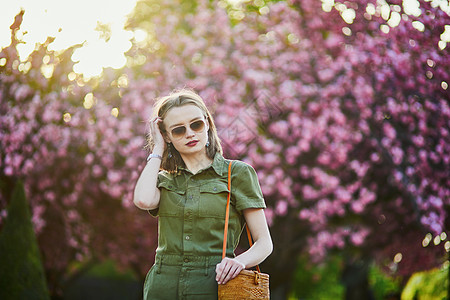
top-left (215, 257), bottom-right (245, 285)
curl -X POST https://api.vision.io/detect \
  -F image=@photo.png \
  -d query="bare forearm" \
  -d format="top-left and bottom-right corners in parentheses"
top-left (234, 235), bottom-right (273, 269)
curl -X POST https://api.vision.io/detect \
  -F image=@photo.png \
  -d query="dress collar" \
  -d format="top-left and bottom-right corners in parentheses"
top-left (176, 152), bottom-right (227, 176)
top-left (211, 152), bottom-right (227, 176)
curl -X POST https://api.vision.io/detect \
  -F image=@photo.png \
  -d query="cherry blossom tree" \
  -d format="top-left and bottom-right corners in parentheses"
top-left (0, 15), bottom-right (157, 296)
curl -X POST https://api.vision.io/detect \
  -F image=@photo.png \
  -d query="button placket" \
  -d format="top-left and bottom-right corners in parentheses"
top-left (182, 178), bottom-right (198, 254)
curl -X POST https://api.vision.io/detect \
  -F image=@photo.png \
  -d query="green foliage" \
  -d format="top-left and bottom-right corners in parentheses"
top-left (0, 181), bottom-right (50, 300)
top-left (71, 259), bottom-right (138, 280)
top-left (289, 254), bottom-right (344, 299)
top-left (63, 260), bottom-right (141, 300)
top-left (402, 263), bottom-right (449, 300)
top-left (290, 254), bottom-right (405, 300)
top-left (369, 264), bottom-right (401, 300)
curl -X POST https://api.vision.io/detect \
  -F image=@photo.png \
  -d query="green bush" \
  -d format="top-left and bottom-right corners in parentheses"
top-left (0, 181), bottom-right (50, 300)
top-left (289, 254), bottom-right (344, 299)
top-left (289, 254), bottom-right (403, 300)
top-left (369, 264), bottom-right (401, 299)
top-left (402, 263), bottom-right (449, 300)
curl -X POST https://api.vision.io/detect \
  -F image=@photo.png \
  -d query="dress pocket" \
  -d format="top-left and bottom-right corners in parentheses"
top-left (198, 182), bottom-right (230, 218)
top-left (158, 181), bottom-right (185, 217)
top-left (185, 266), bottom-right (218, 298)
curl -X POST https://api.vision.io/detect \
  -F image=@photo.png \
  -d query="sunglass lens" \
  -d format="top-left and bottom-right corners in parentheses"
top-left (190, 120), bottom-right (205, 132)
top-left (171, 126), bottom-right (186, 138)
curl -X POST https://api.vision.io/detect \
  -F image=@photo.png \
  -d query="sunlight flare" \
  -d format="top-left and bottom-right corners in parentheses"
top-left (0, 0), bottom-right (137, 78)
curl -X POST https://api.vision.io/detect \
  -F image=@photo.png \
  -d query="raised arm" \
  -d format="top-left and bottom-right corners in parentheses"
top-left (133, 117), bottom-right (165, 210)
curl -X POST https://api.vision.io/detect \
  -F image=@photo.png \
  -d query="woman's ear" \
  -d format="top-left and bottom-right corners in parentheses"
top-left (205, 117), bottom-right (210, 131)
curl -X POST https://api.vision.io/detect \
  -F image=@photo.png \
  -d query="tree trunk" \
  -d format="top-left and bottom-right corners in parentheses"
top-left (341, 257), bottom-right (374, 300)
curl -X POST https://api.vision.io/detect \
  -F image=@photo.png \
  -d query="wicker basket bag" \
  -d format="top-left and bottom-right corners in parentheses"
top-left (218, 161), bottom-right (270, 300)
top-left (218, 269), bottom-right (270, 299)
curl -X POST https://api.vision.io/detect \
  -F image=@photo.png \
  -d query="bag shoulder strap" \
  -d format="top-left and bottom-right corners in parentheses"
top-left (222, 160), bottom-right (261, 273)
top-left (221, 161), bottom-right (233, 260)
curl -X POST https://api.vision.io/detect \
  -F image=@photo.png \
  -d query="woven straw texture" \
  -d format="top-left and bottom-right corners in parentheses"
top-left (218, 270), bottom-right (270, 300)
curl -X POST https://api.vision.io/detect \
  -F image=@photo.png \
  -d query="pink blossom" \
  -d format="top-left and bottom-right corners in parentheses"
top-left (303, 185), bottom-right (319, 200)
top-left (394, 170), bottom-right (404, 182)
top-left (109, 186), bottom-right (122, 198)
top-left (92, 165), bottom-right (103, 177)
top-left (391, 147), bottom-right (404, 165)
top-left (428, 196), bottom-right (443, 209)
top-left (370, 152), bottom-right (380, 162)
top-left (279, 80), bottom-right (296, 98)
top-left (317, 152), bottom-right (331, 165)
top-left (335, 188), bottom-right (351, 203)
top-left (275, 200), bottom-right (288, 216)
top-left (300, 166), bottom-right (310, 178)
top-left (277, 180), bottom-right (293, 198)
top-left (351, 201), bottom-right (364, 213)
top-left (299, 209), bottom-right (310, 220)
top-left (4, 166), bottom-right (13, 176)
top-left (360, 188), bottom-right (375, 205)
top-left (350, 229), bottom-right (369, 246)
top-left (383, 123), bottom-right (396, 139)
top-left (297, 139), bottom-right (310, 152)
top-left (84, 153), bottom-right (94, 164)
top-left (107, 170), bottom-right (122, 183)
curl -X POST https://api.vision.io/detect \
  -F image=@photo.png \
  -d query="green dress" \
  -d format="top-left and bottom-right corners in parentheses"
top-left (143, 153), bottom-right (266, 300)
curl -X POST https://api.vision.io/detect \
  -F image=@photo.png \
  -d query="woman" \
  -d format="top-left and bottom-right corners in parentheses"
top-left (134, 88), bottom-right (273, 300)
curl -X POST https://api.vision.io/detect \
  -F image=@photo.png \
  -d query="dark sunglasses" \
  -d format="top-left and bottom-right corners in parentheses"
top-left (169, 119), bottom-right (206, 139)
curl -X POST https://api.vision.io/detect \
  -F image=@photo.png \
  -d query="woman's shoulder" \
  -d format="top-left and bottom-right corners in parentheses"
top-left (227, 159), bottom-right (258, 175)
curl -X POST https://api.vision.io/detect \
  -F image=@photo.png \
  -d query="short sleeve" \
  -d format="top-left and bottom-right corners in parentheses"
top-left (147, 172), bottom-right (166, 217)
top-left (230, 161), bottom-right (266, 213)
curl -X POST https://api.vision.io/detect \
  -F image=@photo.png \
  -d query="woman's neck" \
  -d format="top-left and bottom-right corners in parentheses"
top-left (181, 150), bottom-right (213, 174)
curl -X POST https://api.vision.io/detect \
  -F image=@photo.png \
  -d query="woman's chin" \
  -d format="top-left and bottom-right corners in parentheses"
top-left (178, 144), bottom-right (205, 155)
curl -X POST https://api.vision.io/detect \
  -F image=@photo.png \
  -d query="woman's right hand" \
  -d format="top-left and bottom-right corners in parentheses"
top-left (150, 117), bottom-right (166, 154)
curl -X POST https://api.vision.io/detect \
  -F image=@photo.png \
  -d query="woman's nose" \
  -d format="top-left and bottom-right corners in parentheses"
top-left (185, 127), bottom-right (195, 137)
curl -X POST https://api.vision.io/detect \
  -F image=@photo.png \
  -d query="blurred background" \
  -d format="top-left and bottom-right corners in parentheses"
top-left (0, 0), bottom-right (449, 299)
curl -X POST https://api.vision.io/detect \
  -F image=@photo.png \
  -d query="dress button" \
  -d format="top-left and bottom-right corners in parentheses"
top-left (185, 235), bottom-right (190, 240)
top-left (213, 187), bottom-right (217, 191)
top-left (184, 258), bottom-right (189, 263)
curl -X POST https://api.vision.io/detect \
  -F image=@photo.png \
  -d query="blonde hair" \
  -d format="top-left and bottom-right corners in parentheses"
top-left (147, 88), bottom-right (222, 172)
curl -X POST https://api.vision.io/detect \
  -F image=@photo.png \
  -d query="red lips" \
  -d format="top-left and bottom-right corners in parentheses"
top-left (186, 140), bottom-right (199, 147)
